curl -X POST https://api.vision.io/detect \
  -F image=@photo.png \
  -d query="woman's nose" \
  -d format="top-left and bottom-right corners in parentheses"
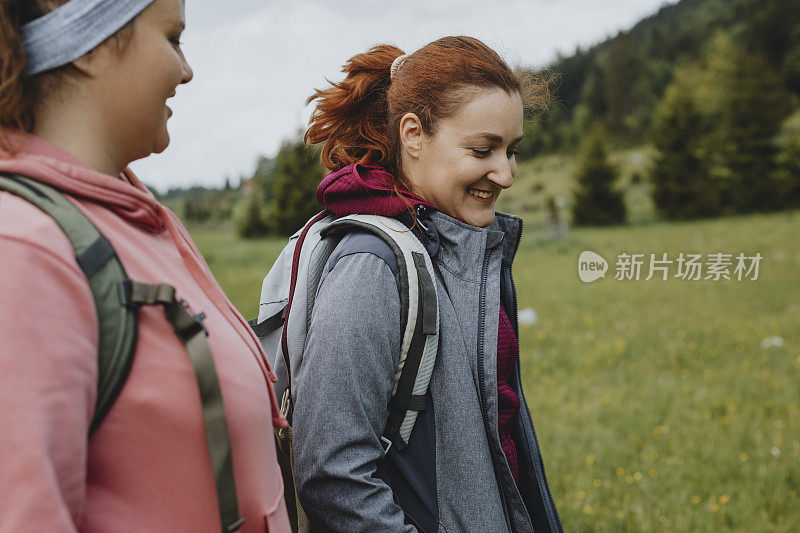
top-left (181, 56), bottom-right (194, 84)
top-left (489, 155), bottom-right (515, 189)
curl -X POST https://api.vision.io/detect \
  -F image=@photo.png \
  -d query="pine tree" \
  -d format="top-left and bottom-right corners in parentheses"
top-left (702, 33), bottom-right (793, 213)
top-left (650, 68), bottom-right (719, 219)
top-left (773, 117), bottom-right (800, 208)
top-left (268, 138), bottom-right (325, 236)
top-left (602, 33), bottom-right (649, 137)
top-left (571, 128), bottom-right (626, 226)
top-left (235, 189), bottom-right (270, 238)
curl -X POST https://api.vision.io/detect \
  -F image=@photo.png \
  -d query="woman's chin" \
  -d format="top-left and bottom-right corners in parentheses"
top-left (463, 210), bottom-right (496, 228)
top-left (153, 132), bottom-right (170, 154)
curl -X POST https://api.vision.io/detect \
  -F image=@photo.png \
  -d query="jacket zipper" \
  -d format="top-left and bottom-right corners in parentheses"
top-left (508, 219), bottom-right (564, 531)
top-left (477, 246), bottom-right (516, 532)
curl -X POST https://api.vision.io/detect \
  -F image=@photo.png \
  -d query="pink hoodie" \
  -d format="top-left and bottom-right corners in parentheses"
top-left (0, 134), bottom-right (290, 532)
top-left (316, 163), bottom-right (434, 217)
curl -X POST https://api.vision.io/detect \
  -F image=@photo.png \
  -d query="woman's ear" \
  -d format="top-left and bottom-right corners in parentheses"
top-left (71, 37), bottom-right (123, 78)
top-left (399, 112), bottom-right (424, 159)
top-left (71, 49), bottom-right (100, 77)
top-left (72, 42), bottom-right (119, 78)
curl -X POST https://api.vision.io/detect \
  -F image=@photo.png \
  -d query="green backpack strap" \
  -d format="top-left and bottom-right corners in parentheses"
top-left (0, 173), bottom-right (244, 533)
top-left (119, 281), bottom-right (245, 532)
top-left (0, 173), bottom-right (136, 433)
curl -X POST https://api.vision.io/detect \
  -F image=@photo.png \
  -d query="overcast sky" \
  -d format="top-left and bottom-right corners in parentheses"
top-left (131, 0), bottom-right (676, 191)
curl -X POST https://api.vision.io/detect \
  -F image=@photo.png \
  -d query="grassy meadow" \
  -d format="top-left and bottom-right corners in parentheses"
top-left (184, 151), bottom-right (800, 531)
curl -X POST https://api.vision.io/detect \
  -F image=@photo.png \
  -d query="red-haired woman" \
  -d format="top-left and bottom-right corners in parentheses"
top-left (0, 1), bottom-right (289, 531)
top-left (284, 37), bottom-right (563, 532)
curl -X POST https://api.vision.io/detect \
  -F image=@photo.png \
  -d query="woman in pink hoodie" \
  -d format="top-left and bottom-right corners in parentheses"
top-left (0, 1), bottom-right (290, 532)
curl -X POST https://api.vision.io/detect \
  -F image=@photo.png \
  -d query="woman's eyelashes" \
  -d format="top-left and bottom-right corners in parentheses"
top-left (469, 147), bottom-right (519, 158)
top-left (168, 29), bottom-right (184, 47)
top-left (470, 147), bottom-right (492, 157)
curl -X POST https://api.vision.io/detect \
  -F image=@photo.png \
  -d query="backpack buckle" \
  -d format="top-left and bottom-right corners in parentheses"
top-left (174, 304), bottom-right (208, 342)
top-left (118, 279), bottom-right (176, 309)
top-left (117, 279), bottom-right (139, 308)
top-left (380, 435), bottom-right (393, 457)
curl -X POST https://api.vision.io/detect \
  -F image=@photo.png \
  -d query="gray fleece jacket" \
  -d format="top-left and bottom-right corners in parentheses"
top-left (291, 210), bottom-right (563, 532)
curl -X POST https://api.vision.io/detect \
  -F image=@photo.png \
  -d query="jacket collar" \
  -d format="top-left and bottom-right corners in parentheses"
top-left (493, 212), bottom-right (523, 266)
top-left (420, 210), bottom-right (522, 281)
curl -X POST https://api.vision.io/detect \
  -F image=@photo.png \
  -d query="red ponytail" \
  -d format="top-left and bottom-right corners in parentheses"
top-left (305, 44), bottom-right (402, 174)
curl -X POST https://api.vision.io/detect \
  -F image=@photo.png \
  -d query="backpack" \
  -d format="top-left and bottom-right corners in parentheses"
top-left (0, 173), bottom-right (245, 533)
top-left (249, 210), bottom-right (440, 530)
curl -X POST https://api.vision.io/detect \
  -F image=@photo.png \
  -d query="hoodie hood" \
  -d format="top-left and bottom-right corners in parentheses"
top-left (316, 163), bottom-right (435, 217)
top-left (0, 133), bottom-right (164, 232)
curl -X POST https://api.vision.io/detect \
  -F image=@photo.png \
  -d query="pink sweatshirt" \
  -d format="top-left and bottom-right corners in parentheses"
top-left (0, 134), bottom-right (290, 532)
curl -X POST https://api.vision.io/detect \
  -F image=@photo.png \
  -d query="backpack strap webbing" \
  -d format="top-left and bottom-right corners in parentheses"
top-left (247, 307), bottom-right (284, 337)
top-left (120, 281), bottom-right (245, 532)
top-left (279, 210), bottom-right (331, 406)
top-left (383, 250), bottom-right (438, 450)
top-left (0, 173), bottom-right (136, 433)
top-left (0, 174), bottom-right (244, 533)
top-left (322, 214), bottom-right (440, 452)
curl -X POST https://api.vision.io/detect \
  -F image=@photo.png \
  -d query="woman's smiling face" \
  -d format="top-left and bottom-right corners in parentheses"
top-left (401, 87), bottom-right (523, 228)
top-left (90, 0), bottom-right (193, 165)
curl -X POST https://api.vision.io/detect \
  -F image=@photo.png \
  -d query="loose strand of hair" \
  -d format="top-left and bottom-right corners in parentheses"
top-left (0, 1), bottom-right (31, 151)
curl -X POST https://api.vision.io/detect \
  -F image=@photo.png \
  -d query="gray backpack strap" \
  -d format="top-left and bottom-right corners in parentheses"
top-left (1, 174), bottom-right (245, 533)
top-left (251, 211), bottom-right (336, 412)
top-left (323, 214), bottom-right (440, 452)
top-left (0, 173), bottom-right (136, 434)
top-left (251, 212), bottom-right (440, 449)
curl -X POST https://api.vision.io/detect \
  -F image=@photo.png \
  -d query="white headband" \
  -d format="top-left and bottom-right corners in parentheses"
top-left (390, 54), bottom-right (408, 80)
top-left (21, 0), bottom-right (156, 75)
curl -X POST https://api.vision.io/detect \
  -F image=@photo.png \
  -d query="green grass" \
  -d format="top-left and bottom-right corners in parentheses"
top-left (189, 224), bottom-right (286, 319)
top-left (185, 166), bottom-right (800, 531)
top-left (514, 209), bottom-right (800, 531)
top-left (497, 145), bottom-right (657, 230)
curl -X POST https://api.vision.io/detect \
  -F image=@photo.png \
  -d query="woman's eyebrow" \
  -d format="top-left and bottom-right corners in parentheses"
top-left (162, 18), bottom-right (185, 31)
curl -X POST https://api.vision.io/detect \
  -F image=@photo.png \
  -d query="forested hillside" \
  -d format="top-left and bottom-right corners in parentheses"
top-left (519, 0), bottom-right (800, 156)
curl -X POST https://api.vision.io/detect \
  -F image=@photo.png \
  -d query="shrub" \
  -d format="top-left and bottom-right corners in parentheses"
top-left (571, 128), bottom-right (626, 226)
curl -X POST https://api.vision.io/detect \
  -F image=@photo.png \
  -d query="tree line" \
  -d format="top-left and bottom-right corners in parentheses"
top-left (179, 0), bottom-right (800, 234)
top-left (571, 27), bottom-right (799, 226)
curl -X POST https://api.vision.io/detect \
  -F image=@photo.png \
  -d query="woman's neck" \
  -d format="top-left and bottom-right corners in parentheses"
top-left (33, 95), bottom-right (124, 177)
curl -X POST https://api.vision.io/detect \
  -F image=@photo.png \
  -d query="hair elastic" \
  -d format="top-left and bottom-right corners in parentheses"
top-left (390, 54), bottom-right (408, 80)
top-left (21, 0), bottom-right (155, 75)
